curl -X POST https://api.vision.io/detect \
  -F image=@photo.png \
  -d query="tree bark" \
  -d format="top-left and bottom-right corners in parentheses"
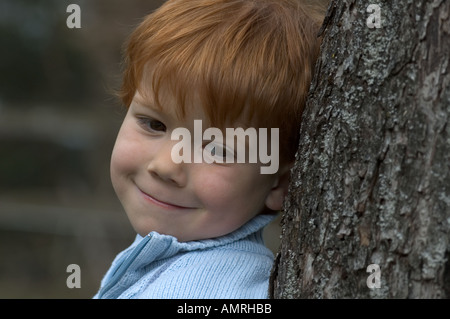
top-left (270, 0), bottom-right (450, 298)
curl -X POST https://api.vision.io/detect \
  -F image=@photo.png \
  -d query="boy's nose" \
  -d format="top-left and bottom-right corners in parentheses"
top-left (146, 141), bottom-right (187, 187)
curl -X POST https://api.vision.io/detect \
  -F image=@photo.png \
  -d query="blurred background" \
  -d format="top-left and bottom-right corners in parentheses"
top-left (0, 0), bottom-right (281, 298)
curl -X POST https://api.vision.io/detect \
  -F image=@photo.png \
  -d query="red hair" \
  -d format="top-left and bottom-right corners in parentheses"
top-left (120, 0), bottom-right (324, 161)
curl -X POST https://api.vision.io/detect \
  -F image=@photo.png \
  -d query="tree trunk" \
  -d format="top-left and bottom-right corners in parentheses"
top-left (270, 0), bottom-right (450, 298)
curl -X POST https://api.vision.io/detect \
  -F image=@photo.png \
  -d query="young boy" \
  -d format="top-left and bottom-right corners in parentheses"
top-left (94, 0), bottom-right (323, 299)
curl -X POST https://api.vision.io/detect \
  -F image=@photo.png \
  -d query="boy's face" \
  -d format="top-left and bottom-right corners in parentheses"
top-left (110, 88), bottom-right (289, 242)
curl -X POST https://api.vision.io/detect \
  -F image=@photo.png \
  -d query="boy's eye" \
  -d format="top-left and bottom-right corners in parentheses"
top-left (210, 145), bottom-right (227, 159)
top-left (203, 142), bottom-right (235, 163)
top-left (137, 117), bottom-right (166, 133)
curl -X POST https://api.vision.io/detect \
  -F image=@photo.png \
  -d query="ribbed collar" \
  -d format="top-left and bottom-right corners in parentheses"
top-left (133, 213), bottom-right (276, 254)
top-left (115, 214), bottom-right (275, 277)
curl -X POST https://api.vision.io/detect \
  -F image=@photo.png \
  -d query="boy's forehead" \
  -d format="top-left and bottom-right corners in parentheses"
top-left (133, 90), bottom-right (150, 105)
top-left (133, 87), bottom-right (211, 124)
top-left (134, 79), bottom-right (259, 130)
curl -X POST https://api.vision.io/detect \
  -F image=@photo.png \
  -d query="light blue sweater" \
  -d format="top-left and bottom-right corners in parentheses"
top-left (94, 214), bottom-right (275, 299)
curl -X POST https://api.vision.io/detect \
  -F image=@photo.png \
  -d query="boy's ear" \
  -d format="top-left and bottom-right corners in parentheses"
top-left (265, 162), bottom-right (294, 211)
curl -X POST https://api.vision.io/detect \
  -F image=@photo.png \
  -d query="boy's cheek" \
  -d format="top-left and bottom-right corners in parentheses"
top-left (110, 143), bottom-right (133, 176)
top-left (110, 149), bottom-right (128, 193)
top-left (111, 127), bottom-right (143, 173)
top-left (196, 176), bottom-right (258, 212)
top-left (110, 142), bottom-right (141, 198)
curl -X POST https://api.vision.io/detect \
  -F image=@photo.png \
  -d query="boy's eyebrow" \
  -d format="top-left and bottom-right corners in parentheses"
top-left (132, 94), bottom-right (166, 115)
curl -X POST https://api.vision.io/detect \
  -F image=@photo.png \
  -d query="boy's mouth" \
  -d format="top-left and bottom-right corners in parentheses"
top-left (137, 186), bottom-right (194, 210)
